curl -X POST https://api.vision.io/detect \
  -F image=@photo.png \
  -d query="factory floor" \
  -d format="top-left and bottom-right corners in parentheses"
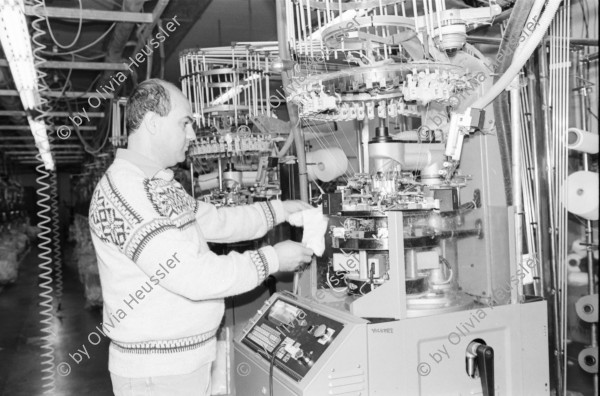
top-left (0, 246), bottom-right (112, 396)
top-left (0, 245), bottom-right (596, 396)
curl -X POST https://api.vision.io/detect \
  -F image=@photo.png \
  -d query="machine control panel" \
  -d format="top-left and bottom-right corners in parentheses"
top-left (240, 297), bottom-right (345, 382)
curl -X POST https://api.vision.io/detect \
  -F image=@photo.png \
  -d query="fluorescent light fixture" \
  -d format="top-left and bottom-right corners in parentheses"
top-left (1, 0), bottom-right (53, 170)
top-left (28, 117), bottom-right (55, 171)
top-left (40, 151), bottom-right (54, 170)
top-left (0, 0), bottom-right (41, 110)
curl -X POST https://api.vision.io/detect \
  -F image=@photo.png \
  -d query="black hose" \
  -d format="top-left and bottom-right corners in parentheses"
top-left (269, 342), bottom-right (286, 396)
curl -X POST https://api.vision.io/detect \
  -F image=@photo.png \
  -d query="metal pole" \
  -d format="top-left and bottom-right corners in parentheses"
top-left (509, 77), bottom-right (524, 302)
top-left (577, 50), bottom-right (598, 396)
top-left (527, 69), bottom-right (545, 297)
top-left (539, 45), bottom-right (564, 393)
top-left (361, 120), bottom-right (370, 173)
top-left (276, 0), bottom-right (308, 296)
top-left (217, 157), bottom-right (223, 191)
top-left (276, 0), bottom-right (309, 203)
top-left (355, 120), bottom-right (364, 173)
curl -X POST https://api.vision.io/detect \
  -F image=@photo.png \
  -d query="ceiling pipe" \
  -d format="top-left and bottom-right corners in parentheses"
top-left (128, 0), bottom-right (170, 84)
top-left (24, 5), bottom-right (153, 23)
top-left (104, 0), bottom-right (150, 70)
top-left (101, 0), bottom-right (169, 86)
top-left (88, 0), bottom-right (168, 151)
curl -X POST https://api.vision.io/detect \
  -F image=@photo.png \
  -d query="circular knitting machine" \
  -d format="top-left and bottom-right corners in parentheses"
top-left (179, 42), bottom-right (285, 205)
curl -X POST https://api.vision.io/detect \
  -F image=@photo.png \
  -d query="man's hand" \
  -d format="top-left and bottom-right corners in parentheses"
top-left (282, 200), bottom-right (313, 220)
top-left (273, 241), bottom-right (314, 272)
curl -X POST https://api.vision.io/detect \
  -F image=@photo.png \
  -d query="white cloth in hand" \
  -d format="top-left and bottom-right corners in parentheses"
top-left (287, 207), bottom-right (328, 256)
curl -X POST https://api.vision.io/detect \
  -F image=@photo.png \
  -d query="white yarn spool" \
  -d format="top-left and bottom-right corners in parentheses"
top-left (567, 253), bottom-right (582, 273)
top-left (568, 128), bottom-right (599, 154)
top-left (568, 272), bottom-right (589, 287)
top-left (567, 171), bottom-right (599, 220)
top-left (307, 147), bottom-right (348, 182)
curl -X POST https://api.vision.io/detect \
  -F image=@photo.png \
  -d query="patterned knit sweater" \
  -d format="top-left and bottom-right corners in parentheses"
top-left (89, 149), bottom-right (283, 377)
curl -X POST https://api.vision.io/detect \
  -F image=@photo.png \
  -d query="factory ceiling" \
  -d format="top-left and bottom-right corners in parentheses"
top-left (0, 0), bottom-right (212, 169)
top-left (0, 0), bottom-right (504, 171)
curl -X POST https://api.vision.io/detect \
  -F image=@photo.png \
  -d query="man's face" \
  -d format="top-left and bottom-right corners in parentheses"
top-left (154, 87), bottom-right (196, 167)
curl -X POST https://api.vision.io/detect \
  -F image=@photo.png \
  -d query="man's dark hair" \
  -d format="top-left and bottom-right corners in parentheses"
top-left (126, 79), bottom-right (173, 134)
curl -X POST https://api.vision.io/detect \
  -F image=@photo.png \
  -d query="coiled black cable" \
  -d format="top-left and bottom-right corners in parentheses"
top-left (36, 157), bottom-right (56, 394)
top-left (50, 170), bottom-right (63, 310)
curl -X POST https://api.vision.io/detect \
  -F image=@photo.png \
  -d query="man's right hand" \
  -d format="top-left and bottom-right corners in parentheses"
top-left (273, 241), bottom-right (314, 272)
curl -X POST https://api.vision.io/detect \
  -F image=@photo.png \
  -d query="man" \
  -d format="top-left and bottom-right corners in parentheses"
top-left (89, 78), bottom-right (313, 396)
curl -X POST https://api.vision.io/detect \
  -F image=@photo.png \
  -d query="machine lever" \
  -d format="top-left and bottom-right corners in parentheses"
top-left (476, 344), bottom-right (494, 396)
top-left (466, 341), bottom-right (494, 396)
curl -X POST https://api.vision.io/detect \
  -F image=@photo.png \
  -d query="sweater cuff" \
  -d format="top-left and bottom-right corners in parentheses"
top-left (259, 246), bottom-right (280, 275)
top-left (268, 200), bottom-right (286, 225)
top-left (257, 200), bottom-right (286, 229)
top-left (249, 246), bottom-right (280, 282)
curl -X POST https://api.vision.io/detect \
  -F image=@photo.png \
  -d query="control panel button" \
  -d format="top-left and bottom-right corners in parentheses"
top-left (313, 324), bottom-right (327, 338)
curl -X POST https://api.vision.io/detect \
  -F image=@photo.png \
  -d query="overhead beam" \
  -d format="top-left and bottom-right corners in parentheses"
top-left (7, 151), bottom-right (84, 156)
top-left (18, 162), bottom-right (83, 167)
top-left (0, 125), bottom-right (95, 131)
top-left (0, 110), bottom-right (104, 118)
top-left (0, 89), bottom-right (114, 99)
top-left (19, 161), bottom-right (82, 164)
top-left (0, 144), bottom-right (82, 148)
top-left (13, 157), bottom-right (84, 162)
top-left (23, 154), bottom-right (85, 157)
top-left (10, 157), bottom-right (84, 161)
top-left (12, 159), bottom-right (83, 164)
top-left (17, 155), bottom-right (84, 158)
top-left (40, 61), bottom-right (129, 71)
top-left (13, 153), bottom-right (84, 156)
top-left (24, 6), bottom-right (154, 23)
top-left (0, 136), bottom-right (80, 141)
top-left (15, 160), bottom-right (83, 164)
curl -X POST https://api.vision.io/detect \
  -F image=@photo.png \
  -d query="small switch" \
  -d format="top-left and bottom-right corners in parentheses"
top-left (318, 328), bottom-right (335, 345)
top-left (313, 324), bottom-right (327, 338)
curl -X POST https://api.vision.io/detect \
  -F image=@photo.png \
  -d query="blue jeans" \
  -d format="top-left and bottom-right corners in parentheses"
top-left (110, 363), bottom-right (212, 396)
